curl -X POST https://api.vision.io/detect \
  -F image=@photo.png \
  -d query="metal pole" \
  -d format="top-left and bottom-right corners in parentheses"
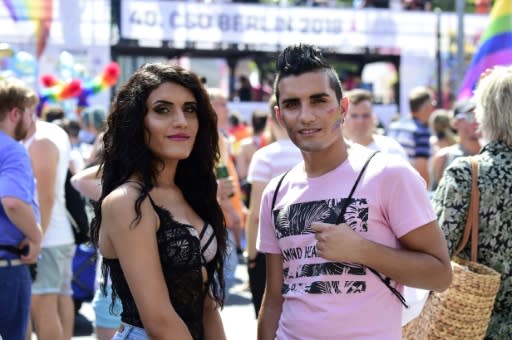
top-left (456, 0), bottom-right (466, 92)
top-left (436, 8), bottom-right (443, 108)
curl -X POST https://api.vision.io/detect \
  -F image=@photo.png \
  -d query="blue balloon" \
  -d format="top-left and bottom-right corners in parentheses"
top-left (59, 51), bottom-right (75, 80)
top-left (12, 51), bottom-right (36, 77)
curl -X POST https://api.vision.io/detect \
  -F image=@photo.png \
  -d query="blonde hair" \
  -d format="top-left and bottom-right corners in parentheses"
top-left (346, 89), bottom-right (373, 105)
top-left (429, 109), bottom-right (457, 146)
top-left (473, 66), bottom-right (512, 145)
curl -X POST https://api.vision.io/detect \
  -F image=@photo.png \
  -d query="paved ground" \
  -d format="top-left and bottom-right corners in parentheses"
top-left (55, 263), bottom-right (257, 340)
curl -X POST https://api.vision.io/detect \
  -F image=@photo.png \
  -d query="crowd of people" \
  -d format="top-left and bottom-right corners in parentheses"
top-left (1, 42), bottom-right (510, 340)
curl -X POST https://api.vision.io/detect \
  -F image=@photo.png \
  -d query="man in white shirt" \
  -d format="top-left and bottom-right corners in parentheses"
top-left (343, 89), bottom-right (407, 160)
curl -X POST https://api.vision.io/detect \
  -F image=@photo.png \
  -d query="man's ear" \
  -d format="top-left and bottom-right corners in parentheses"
top-left (8, 107), bottom-right (21, 124)
top-left (341, 97), bottom-right (349, 117)
top-left (275, 105), bottom-right (284, 126)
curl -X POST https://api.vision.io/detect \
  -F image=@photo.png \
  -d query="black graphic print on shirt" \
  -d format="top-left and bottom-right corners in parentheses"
top-left (273, 197), bottom-right (369, 295)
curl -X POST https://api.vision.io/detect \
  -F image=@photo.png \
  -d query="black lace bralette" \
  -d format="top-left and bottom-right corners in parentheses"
top-left (103, 187), bottom-right (217, 340)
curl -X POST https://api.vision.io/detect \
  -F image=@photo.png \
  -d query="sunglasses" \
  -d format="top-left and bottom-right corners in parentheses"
top-left (455, 111), bottom-right (476, 123)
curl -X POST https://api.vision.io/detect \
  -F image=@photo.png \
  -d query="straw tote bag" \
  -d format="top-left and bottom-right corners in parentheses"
top-left (403, 157), bottom-right (501, 340)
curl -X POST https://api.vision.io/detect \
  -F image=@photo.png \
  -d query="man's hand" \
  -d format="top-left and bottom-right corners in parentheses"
top-left (18, 237), bottom-right (41, 264)
top-left (311, 222), bottom-right (365, 263)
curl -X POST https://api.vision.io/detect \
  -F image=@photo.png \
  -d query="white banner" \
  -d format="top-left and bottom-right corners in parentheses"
top-left (121, 1), bottom-right (488, 52)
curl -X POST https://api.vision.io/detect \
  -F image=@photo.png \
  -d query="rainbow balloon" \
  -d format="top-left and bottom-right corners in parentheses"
top-left (39, 62), bottom-right (121, 109)
top-left (3, 0), bottom-right (53, 58)
top-left (458, 0), bottom-right (512, 99)
top-left (78, 62), bottom-right (121, 108)
top-left (40, 79), bottom-right (81, 102)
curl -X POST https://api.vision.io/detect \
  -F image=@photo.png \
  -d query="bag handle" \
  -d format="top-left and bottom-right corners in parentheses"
top-left (453, 157), bottom-right (480, 261)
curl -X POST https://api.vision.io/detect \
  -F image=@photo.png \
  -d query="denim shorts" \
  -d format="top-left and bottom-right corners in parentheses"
top-left (92, 285), bottom-right (122, 329)
top-left (112, 323), bottom-right (149, 340)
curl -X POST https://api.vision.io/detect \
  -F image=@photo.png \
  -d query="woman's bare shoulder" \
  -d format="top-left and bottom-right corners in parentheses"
top-left (101, 182), bottom-right (149, 220)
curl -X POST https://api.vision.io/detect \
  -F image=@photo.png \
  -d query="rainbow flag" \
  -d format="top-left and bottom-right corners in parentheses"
top-left (458, 0), bottom-right (512, 99)
top-left (3, 0), bottom-right (53, 59)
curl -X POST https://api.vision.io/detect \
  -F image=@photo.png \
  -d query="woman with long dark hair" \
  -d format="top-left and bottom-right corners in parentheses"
top-left (90, 63), bottom-right (227, 340)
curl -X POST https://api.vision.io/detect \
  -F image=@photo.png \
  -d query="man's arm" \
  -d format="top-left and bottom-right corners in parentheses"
top-left (312, 220), bottom-right (452, 292)
top-left (1, 197), bottom-right (42, 245)
top-left (363, 220), bottom-right (451, 291)
top-left (1, 197), bottom-right (42, 263)
top-left (28, 138), bottom-right (59, 233)
top-left (257, 253), bottom-right (284, 340)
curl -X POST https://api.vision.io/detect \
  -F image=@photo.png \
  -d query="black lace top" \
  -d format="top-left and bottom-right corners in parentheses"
top-left (103, 193), bottom-right (218, 340)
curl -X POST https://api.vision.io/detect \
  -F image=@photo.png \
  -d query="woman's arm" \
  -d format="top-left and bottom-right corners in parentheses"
top-left (101, 185), bottom-right (193, 340)
top-left (202, 293), bottom-right (226, 340)
top-left (70, 165), bottom-right (101, 201)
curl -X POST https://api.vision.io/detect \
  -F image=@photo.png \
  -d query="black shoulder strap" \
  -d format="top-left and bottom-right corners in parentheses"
top-left (271, 170), bottom-right (290, 211)
top-left (335, 151), bottom-right (380, 225)
top-left (271, 151), bottom-right (379, 213)
top-left (269, 150), bottom-right (408, 308)
top-left (335, 150), bottom-right (408, 308)
top-left (125, 180), bottom-right (158, 209)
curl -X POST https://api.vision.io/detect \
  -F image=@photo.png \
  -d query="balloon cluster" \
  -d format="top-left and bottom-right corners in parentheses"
top-left (0, 50), bottom-right (37, 82)
top-left (39, 62), bottom-right (121, 108)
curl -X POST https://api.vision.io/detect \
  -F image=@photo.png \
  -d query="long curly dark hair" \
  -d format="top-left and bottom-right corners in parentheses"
top-left (90, 63), bottom-right (226, 307)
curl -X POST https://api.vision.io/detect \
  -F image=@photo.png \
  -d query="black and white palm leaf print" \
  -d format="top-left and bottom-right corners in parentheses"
top-left (273, 200), bottom-right (336, 238)
top-left (344, 200), bottom-right (369, 232)
top-left (273, 198), bottom-right (368, 239)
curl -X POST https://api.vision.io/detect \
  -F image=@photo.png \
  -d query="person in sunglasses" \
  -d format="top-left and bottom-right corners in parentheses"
top-left (430, 100), bottom-right (481, 191)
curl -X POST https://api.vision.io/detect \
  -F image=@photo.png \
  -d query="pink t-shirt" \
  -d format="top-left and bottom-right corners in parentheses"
top-left (257, 147), bottom-right (436, 340)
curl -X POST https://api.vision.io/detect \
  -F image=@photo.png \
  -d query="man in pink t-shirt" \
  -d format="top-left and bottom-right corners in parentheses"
top-left (256, 44), bottom-right (452, 340)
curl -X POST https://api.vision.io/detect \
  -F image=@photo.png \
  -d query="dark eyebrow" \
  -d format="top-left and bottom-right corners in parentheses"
top-left (152, 100), bottom-right (197, 106)
top-left (152, 100), bottom-right (173, 106)
top-left (310, 93), bottom-right (330, 100)
top-left (280, 97), bottom-right (299, 106)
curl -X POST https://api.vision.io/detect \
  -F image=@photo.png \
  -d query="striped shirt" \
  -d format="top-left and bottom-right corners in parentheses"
top-left (387, 117), bottom-right (431, 161)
